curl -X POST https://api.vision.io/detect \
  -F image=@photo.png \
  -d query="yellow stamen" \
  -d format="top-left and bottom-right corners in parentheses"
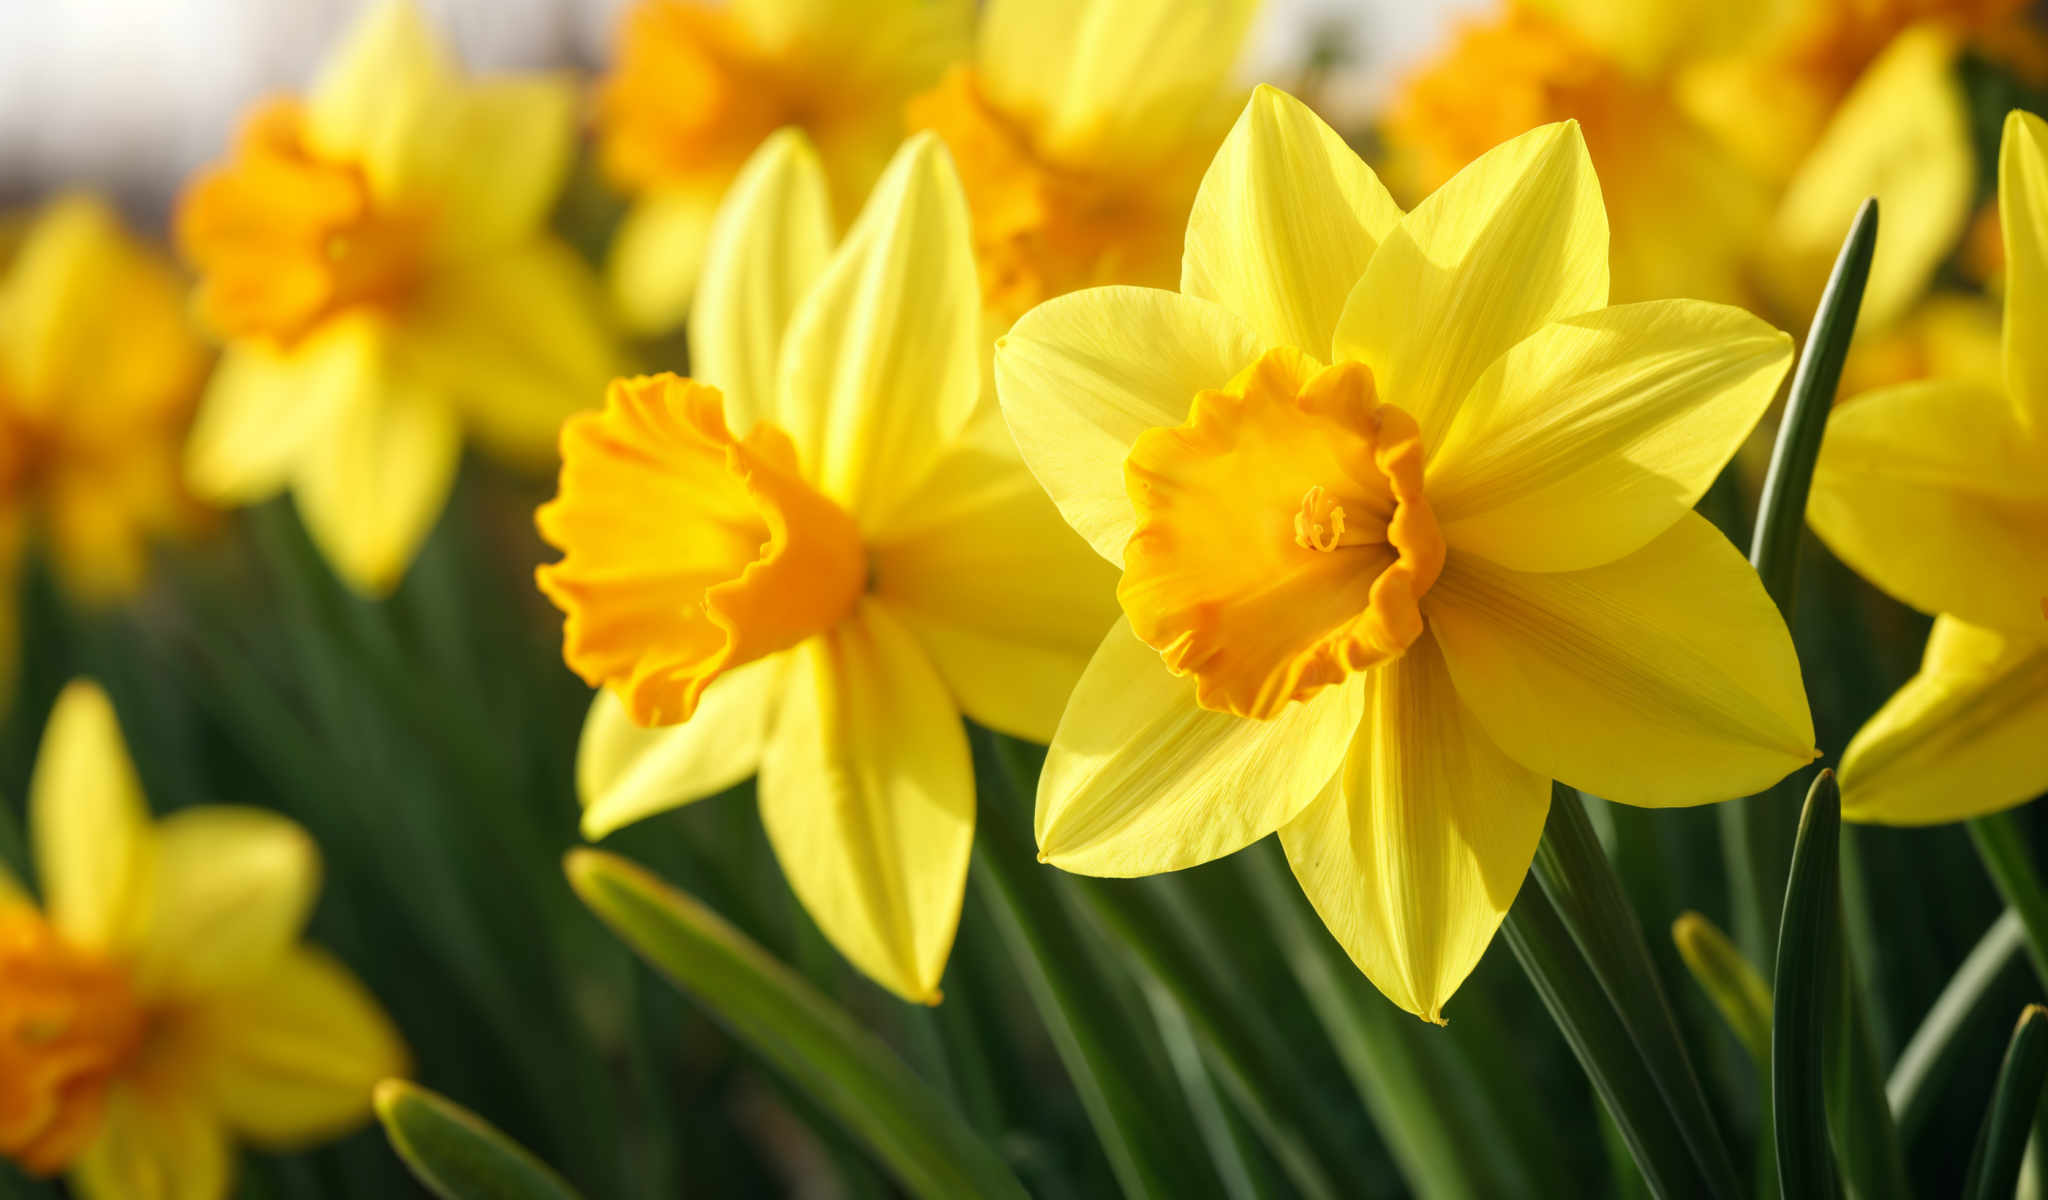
top-left (175, 99), bottom-right (427, 342)
top-left (536, 374), bottom-right (867, 727)
top-left (0, 905), bottom-right (144, 1176)
top-left (1120, 351), bottom-right (1445, 720)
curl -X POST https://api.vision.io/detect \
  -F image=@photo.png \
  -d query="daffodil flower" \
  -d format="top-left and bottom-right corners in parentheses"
top-left (537, 131), bottom-right (1116, 1004)
top-left (908, 0), bottom-right (1255, 326)
top-left (176, 0), bottom-right (619, 595)
top-left (997, 87), bottom-right (1817, 1022)
top-left (0, 681), bottom-right (406, 1199)
top-left (1810, 110), bottom-right (2048, 825)
top-left (596, 0), bottom-right (969, 334)
top-left (0, 195), bottom-right (210, 691)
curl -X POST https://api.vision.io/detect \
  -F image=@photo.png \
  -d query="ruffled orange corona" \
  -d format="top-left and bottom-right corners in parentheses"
top-left (0, 906), bottom-right (144, 1174)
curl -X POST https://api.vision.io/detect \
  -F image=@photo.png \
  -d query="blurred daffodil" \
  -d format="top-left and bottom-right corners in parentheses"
top-left (537, 131), bottom-right (1115, 1004)
top-left (0, 681), bottom-right (406, 1199)
top-left (596, 0), bottom-right (969, 334)
top-left (997, 87), bottom-right (1815, 1022)
top-left (1811, 110), bottom-right (2048, 825)
top-left (176, 0), bottom-right (619, 595)
top-left (908, 0), bottom-right (1255, 326)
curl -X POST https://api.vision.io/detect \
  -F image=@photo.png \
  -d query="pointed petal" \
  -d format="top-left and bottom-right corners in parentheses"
top-left (1333, 121), bottom-right (1608, 449)
top-left (397, 241), bottom-right (618, 469)
top-left (775, 133), bottom-right (980, 528)
top-left (758, 603), bottom-right (973, 1003)
top-left (178, 947), bottom-right (406, 1148)
top-left (1037, 617), bottom-right (1363, 876)
top-left (975, 0), bottom-right (1254, 169)
top-left (1429, 511), bottom-right (1816, 806)
top-left (995, 285), bottom-right (1261, 564)
top-left (607, 186), bottom-right (725, 336)
top-left (290, 366), bottom-right (462, 596)
top-left (1840, 618), bottom-right (2048, 825)
top-left (29, 681), bottom-right (150, 952)
top-left (184, 315), bottom-right (379, 505)
top-left (869, 406), bottom-right (1119, 742)
top-left (130, 807), bottom-right (320, 1002)
top-left (1809, 380), bottom-right (2048, 635)
top-left (1182, 85), bottom-right (1402, 355)
top-left (579, 654), bottom-right (789, 840)
top-left (305, 0), bottom-right (450, 177)
top-left (1281, 634), bottom-right (1547, 1024)
top-left (69, 1079), bottom-right (230, 1200)
top-left (398, 75), bottom-right (578, 256)
top-left (2001, 110), bottom-right (2048, 437)
top-left (692, 130), bottom-right (836, 430)
top-left (736, 0), bottom-right (969, 89)
top-left (1428, 300), bottom-right (1792, 572)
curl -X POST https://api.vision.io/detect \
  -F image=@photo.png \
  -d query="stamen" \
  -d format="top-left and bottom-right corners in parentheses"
top-left (1293, 486), bottom-right (1347, 552)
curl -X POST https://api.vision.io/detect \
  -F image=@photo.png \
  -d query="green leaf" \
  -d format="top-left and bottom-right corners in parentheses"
top-left (1673, 911), bottom-right (1772, 1066)
top-left (1969, 814), bottom-right (2048, 991)
top-left (1722, 196), bottom-right (1878, 966)
top-left (1773, 769), bottom-right (1842, 1200)
top-left (1964, 1006), bottom-right (2048, 1200)
top-left (1825, 957), bottom-right (1911, 1200)
top-left (374, 1079), bottom-right (584, 1200)
top-left (1532, 789), bottom-right (1742, 1199)
top-left (564, 850), bottom-right (1029, 1200)
top-left (1890, 911), bottom-right (2027, 1138)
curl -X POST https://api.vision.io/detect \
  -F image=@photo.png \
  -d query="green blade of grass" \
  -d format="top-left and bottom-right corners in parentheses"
top-left (1964, 1007), bottom-right (2048, 1200)
top-left (374, 1079), bottom-right (584, 1200)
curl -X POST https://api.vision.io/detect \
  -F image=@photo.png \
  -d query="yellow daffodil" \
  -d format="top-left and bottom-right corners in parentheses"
top-left (0, 195), bottom-right (210, 687)
top-left (997, 87), bottom-right (1816, 1022)
top-left (596, 0), bottom-right (969, 334)
top-left (0, 681), bottom-right (406, 1199)
top-left (908, 0), bottom-right (1255, 327)
top-left (176, 0), bottom-right (619, 595)
top-left (537, 131), bottom-right (1116, 1004)
top-left (1810, 110), bottom-right (2048, 824)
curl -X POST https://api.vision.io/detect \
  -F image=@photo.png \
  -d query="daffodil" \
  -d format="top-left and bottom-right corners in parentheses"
top-left (537, 131), bottom-right (1116, 1004)
top-left (997, 87), bottom-right (1816, 1022)
top-left (907, 0), bottom-right (1255, 326)
top-left (176, 0), bottom-right (619, 595)
top-left (1810, 110), bottom-right (2048, 825)
top-left (0, 681), bottom-right (406, 1199)
top-left (0, 195), bottom-right (209, 689)
top-left (596, 0), bottom-right (970, 334)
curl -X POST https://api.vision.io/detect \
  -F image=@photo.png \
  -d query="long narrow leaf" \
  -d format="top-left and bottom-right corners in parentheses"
top-left (1774, 770), bottom-right (1843, 1199)
top-left (1673, 911), bottom-right (1772, 1065)
top-left (1969, 814), bottom-right (2048, 991)
top-left (1964, 1007), bottom-right (2048, 1200)
top-left (1890, 911), bottom-right (2027, 1136)
top-left (374, 1080), bottom-right (584, 1200)
top-left (565, 850), bottom-right (1029, 1200)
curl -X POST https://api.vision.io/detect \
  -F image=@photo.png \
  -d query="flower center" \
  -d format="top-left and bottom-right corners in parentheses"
top-left (596, 1), bottom-right (807, 195)
top-left (175, 99), bottom-right (427, 343)
top-left (1119, 350), bottom-right (1445, 720)
top-left (0, 905), bottom-right (145, 1176)
top-left (907, 66), bottom-right (1191, 324)
top-left (536, 374), bottom-right (867, 726)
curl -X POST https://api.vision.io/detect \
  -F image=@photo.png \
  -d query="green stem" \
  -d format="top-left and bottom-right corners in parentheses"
top-left (1889, 910), bottom-right (2027, 1138)
top-left (1971, 814), bottom-right (2048, 991)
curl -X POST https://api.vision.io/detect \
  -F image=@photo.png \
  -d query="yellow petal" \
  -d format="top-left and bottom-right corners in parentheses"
top-left (177, 946), bottom-right (407, 1148)
top-left (1840, 617), bottom-right (2048, 825)
top-left (29, 681), bottom-right (150, 952)
top-left (974, 0), bottom-right (1254, 169)
top-left (736, 0), bottom-right (969, 89)
top-left (1809, 379), bottom-right (2048, 635)
top-left (1522, 0), bottom-right (1786, 73)
top-left (1428, 511), bottom-right (1817, 806)
top-left (758, 602), bottom-right (972, 1003)
top-left (774, 133), bottom-right (980, 527)
top-left (1762, 26), bottom-right (1972, 332)
top-left (397, 241), bottom-right (617, 470)
top-left (1183, 85), bottom-right (1404, 356)
top-left (1334, 121), bottom-right (1608, 449)
top-left (131, 807), bottom-right (319, 1002)
top-left (304, 0), bottom-right (450, 181)
top-left (70, 1078), bottom-right (229, 1200)
top-left (995, 285), bottom-right (1262, 564)
top-left (398, 76), bottom-right (578, 257)
top-left (183, 315), bottom-right (379, 505)
top-left (2001, 110), bottom-right (2048, 437)
top-left (578, 653), bottom-right (789, 840)
top-left (290, 365), bottom-right (462, 596)
top-left (691, 130), bottom-right (836, 430)
top-left (1428, 300), bottom-right (1793, 572)
top-left (607, 186), bottom-right (725, 336)
top-left (869, 405), bottom-right (1120, 743)
top-left (1036, 618), bottom-right (1364, 876)
top-left (1280, 633), bottom-right (1547, 1024)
